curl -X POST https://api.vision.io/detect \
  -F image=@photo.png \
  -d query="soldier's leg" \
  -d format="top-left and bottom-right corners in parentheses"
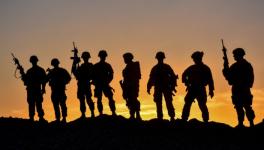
top-left (135, 98), bottom-right (141, 120)
top-left (95, 87), bottom-right (103, 115)
top-left (104, 87), bottom-right (116, 115)
top-left (154, 89), bottom-right (163, 120)
top-left (77, 89), bottom-right (86, 117)
top-left (244, 105), bottom-right (255, 127)
top-left (232, 94), bottom-right (245, 126)
top-left (85, 95), bottom-right (95, 118)
top-left (197, 89), bottom-right (209, 122)
top-left (27, 92), bottom-right (35, 121)
top-left (164, 91), bottom-right (175, 120)
top-left (51, 93), bottom-right (61, 121)
top-left (235, 104), bottom-right (245, 126)
top-left (36, 93), bottom-right (45, 120)
top-left (60, 93), bottom-right (67, 121)
top-left (244, 94), bottom-right (255, 127)
top-left (182, 92), bottom-right (195, 121)
top-left (128, 97), bottom-right (135, 119)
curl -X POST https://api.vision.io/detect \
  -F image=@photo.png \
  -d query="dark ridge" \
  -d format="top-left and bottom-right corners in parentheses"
top-left (0, 116), bottom-right (263, 150)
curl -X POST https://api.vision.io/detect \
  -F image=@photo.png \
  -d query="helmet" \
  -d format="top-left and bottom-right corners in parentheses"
top-left (82, 51), bottom-right (91, 59)
top-left (51, 58), bottom-right (60, 66)
top-left (233, 48), bottom-right (245, 57)
top-left (123, 52), bottom-right (134, 60)
top-left (191, 51), bottom-right (204, 60)
top-left (29, 55), bottom-right (38, 63)
top-left (98, 50), bottom-right (107, 58)
top-left (155, 51), bottom-right (165, 59)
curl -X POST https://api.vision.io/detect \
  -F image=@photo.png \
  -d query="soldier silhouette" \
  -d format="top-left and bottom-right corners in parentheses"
top-left (147, 51), bottom-right (178, 121)
top-left (223, 48), bottom-right (255, 127)
top-left (120, 52), bottom-right (141, 120)
top-left (93, 50), bottom-right (116, 116)
top-left (72, 52), bottom-right (95, 118)
top-left (22, 55), bottom-right (47, 122)
top-left (181, 51), bottom-right (214, 123)
top-left (47, 58), bottom-right (71, 123)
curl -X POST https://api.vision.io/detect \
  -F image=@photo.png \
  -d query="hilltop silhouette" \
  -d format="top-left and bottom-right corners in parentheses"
top-left (0, 116), bottom-right (263, 150)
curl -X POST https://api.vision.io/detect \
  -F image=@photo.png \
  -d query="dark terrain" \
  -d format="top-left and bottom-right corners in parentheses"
top-left (0, 115), bottom-right (263, 150)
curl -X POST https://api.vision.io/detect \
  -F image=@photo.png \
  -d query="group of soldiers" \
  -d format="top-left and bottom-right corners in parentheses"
top-left (12, 44), bottom-right (255, 127)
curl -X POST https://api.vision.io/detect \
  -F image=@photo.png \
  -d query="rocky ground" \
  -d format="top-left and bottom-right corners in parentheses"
top-left (0, 115), bottom-right (263, 150)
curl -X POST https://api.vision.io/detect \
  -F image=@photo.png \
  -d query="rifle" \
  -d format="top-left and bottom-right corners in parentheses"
top-left (119, 80), bottom-right (128, 106)
top-left (11, 53), bottom-right (25, 78)
top-left (70, 41), bottom-right (80, 74)
top-left (221, 39), bottom-right (229, 70)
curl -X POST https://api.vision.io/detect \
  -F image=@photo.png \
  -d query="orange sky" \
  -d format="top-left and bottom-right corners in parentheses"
top-left (0, 0), bottom-right (264, 126)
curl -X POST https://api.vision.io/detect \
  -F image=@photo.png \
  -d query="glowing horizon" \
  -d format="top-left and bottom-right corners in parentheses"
top-left (1, 0), bottom-right (264, 127)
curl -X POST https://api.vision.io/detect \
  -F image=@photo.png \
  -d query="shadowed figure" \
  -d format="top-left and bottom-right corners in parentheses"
top-left (93, 50), bottom-right (116, 116)
top-left (22, 55), bottom-right (47, 122)
top-left (46, 58), bottom-right (71, 123)
top-left (120, 52), bottom-right (142, 120)
top-left (147, 51), bottom-right (178, 121)
top-left (223, 48), bottom-right (255, 127)
top-left (72, 51), bottom-right (95, 118)
top-left (181, 51), bottom-right (214, 123)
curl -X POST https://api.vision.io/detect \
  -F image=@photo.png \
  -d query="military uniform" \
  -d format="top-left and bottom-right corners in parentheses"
top-left (181, 62), bottom-right (214, 122)
top-left (22, 62), bottom-right (46, 121)
top-left (73, 62), bottom-right (95, 117)
top-left (93, 61), bottom-right (116, 114)
top-left (122, 60), bottom-right (141, 119)
top-left (223, 57), bottom-right (255, 126)
top-left (47, 62), bottom-right (71, 122)
top-left (147, 57), bottom-right (177, 120)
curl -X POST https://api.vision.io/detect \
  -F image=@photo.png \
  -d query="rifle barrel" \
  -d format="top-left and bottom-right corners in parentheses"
top-left (221, 39), bottom-right (224, 47)
top-left (73, 42), bottom-right (76, 49)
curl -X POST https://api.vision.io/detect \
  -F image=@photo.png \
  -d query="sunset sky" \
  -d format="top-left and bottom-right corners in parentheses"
top-left (0, 0), bottom-right (263, 126)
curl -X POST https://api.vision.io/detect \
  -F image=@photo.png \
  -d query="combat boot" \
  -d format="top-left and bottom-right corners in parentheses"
top-left (61, 117), bottom-right (67, 124)
top-left (249, 120), bottom-right (254, 127)
top-left (136, 111), bottom-right (142, 121)
top-left (39, 117), bottom-right (48, 124)
top-left (91, 111), bottom-right (95, 118)
top-left (112, 111), bottom-right (117, 116)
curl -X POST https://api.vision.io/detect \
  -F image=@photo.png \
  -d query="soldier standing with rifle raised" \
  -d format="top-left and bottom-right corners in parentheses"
top-left (12, 54), bottom-right (47, 123)
top-left (221, 40), bottom-right (255, 127)
top-left (120, 52), bottom-right (142, 120)
top-left (71, 42), bottom-right (95, 118)
top-left (46, 58), bottom-right (71, 123)
top-left (147, 51), bottom-right (178, 121)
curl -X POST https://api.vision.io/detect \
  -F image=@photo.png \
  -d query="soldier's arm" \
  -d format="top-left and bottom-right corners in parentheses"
top-left (108, 64), bottom-right (114, 83)
top-left (21, 71), bottom-right (29, 86)
top-left (136, 61), bottom-right (141, 80)
top-left (207, 67), bottom-right (215, 92)
top-left (65, 69), bottom-right (72, 84)
top-left (222, 65), bottom-right (233, 85)
top-left (182, 67), bottom-right (189, 85)
top-left (41, 69), bottom-right (47, 94)
top-left (147, 68), bottom-right (155, 94)
top-left (248, 63), bottom-right (254, 88)
top-left (168, 65), bottom-right (177, 89)
top-left (72, 63), bottom-right (78, 78)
